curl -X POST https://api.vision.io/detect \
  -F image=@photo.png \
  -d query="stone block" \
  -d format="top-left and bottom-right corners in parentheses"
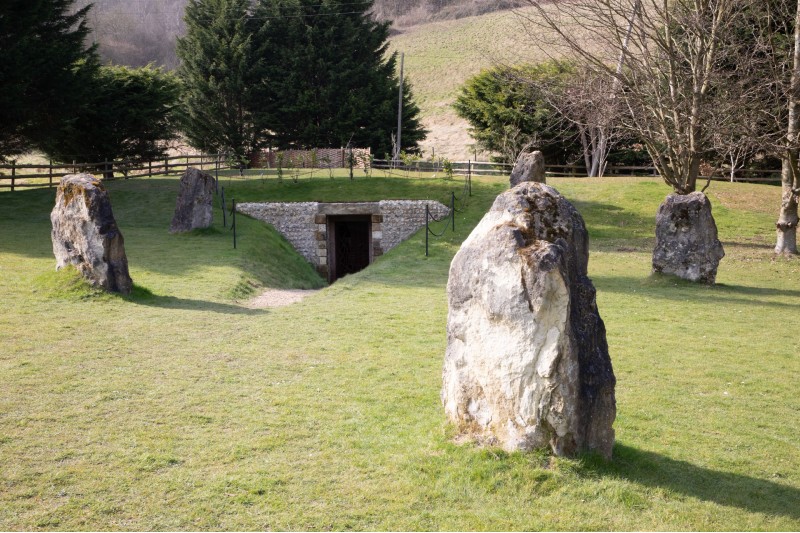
top-left (443, 182), bottom-right (615, 459)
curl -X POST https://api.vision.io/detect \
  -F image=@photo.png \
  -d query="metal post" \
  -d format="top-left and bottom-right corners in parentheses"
top-left (468, 160), bottom-right (472, 196)
top-left (395, 52), bottom-right (404, 161)
top-left (425, 204), bottom-right (429, 257)
top-left (232, 199), bottom-right (237, 249)
top-left (451, 192), bottom-right (455, 232)
top-left (221, 187), bottom-right (227, 228)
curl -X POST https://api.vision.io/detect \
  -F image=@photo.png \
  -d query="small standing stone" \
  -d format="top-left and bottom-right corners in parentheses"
top-left (652, 192), bottom-right (725, 284)
top-left (51, 174), bottom-right (132, 294)
top-left (443, 182), bottom-right (616, 459)
top-left (510, 150), bottom-right (546, 187)
top-left (170, 167), bottom-right (216, 233)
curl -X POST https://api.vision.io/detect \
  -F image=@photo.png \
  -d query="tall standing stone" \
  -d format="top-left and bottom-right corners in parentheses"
top-left (510, 150), bottom-right (546, 187)
top-left (652, 192), bottom-right (725, 284)
top-left (170, 167), bottom-right (216, 233)
top-left (51, 174), bottom-right (133, 294)
top-left (443, 182), bottom-right (616, 459)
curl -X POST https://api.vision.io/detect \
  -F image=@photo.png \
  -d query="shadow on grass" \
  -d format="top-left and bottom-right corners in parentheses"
top-left (125, 285), bottom-right (266, 315)
top-left (584, 443), bottom-right (800, 520)
top-left (593, 274), bottom-right (800, 309)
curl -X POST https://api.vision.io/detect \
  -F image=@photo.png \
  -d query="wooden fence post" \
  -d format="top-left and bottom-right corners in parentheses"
top-left (49, 160), bottom-right (53, 188)
top-left (11, 160), bottom-right (15, 192)
top-left (148, 160), bottom-right (152, 177)
top-left (164, 157), bottom-right (169, 176)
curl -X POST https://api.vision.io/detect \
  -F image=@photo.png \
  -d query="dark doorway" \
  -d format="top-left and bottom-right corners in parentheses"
top-left (329, 216), bottom-right (371, 282)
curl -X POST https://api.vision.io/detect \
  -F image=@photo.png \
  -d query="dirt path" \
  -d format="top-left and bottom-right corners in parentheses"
top-left (247, 288), bottom-right (319, 309)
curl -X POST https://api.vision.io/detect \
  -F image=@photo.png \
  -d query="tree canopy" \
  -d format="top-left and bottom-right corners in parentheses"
top-left (176, 0), bottom-right (260, 162)
top-left (453, 61), bottom-right (579, 164)
top-left (0, 0), bottom-right (98, 160)
top-left (40, 65), bottom-right (181, 169)
top-left (251, 0), bottom-right (426, 156)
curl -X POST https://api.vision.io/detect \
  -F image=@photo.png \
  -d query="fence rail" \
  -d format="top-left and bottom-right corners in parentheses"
top-left (372, 159), bottom-right (783, 184)
top-left (3, 153), bottom-right (784, 191)
top-left (0, 153), bottom-right (231, 191)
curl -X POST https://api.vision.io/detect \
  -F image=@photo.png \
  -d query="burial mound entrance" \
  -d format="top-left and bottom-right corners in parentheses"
top-left (237, 200), bottom-right (450, 282)
top-left (329, 215), bottom-right (372, 281)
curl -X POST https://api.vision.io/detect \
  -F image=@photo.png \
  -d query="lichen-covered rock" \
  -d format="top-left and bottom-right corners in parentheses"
top-left (443, 182), bottom-right (615, 459)
top-left (652, 192), bottom-right (725, 284)
top-left (510, 150), bottom-right (546, 187)
top-left (170, 167), bottom-right (216, 233)
top-left (51, 174), bottom-right (132, 294)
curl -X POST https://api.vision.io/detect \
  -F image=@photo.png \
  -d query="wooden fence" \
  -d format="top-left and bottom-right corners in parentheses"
top-left (2, 153), bottom-right (783, 190)
top-left (373, 159), bottom-right (782, 184)
top-left (0, 153), bottom-right (230, 191)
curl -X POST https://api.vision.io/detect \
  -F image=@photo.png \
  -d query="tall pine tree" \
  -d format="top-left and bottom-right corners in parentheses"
top-left (40, 65), bottom-right (181, 175)
top-left (0, 0), bottom-right (98, 160)
top-left (176, 0), bottom-right (260, 162)
top-left (251, 0), bottom-right (426, 155)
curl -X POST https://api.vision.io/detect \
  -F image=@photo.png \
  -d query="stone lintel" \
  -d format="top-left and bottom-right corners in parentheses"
top-left (318, 202), bottom-right (380, 216)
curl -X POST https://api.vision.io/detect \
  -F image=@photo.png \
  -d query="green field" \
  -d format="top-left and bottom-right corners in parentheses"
top-left (387, 5), bottom-right (592, 159)
top-left (1, 172), bottom-right (799, 530)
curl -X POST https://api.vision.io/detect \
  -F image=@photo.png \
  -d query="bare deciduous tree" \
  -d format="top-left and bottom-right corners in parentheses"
top-left (521, 0), bottom-right (748, 194)
top-left (544, 65), bottom-right (624, 177)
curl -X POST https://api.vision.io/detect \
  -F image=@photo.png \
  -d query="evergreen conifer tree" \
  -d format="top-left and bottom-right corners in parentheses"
top-left (41, 65), bottom-right (181, 175)
top-left (251, 0), bottom-right (426, 155)
top-left (0, 0), bottom-right (98, 160)
top-left (176, 0), bottom-right (259, 163)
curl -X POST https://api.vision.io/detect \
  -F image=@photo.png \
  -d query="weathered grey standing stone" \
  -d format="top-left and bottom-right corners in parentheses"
top-left (443, 182), bottom-right (616, 459)
top-left (51, 174), bottom-right (132, 294)
top-left (510, 150), bottom-right (546, 187)
top-left (170, 167), bottom-right (215, 233)
top-left (652, 192), bottom-right (725, 284)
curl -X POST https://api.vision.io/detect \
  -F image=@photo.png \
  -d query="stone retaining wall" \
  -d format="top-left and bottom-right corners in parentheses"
top-left (237, 200), bottom-right (449, 280)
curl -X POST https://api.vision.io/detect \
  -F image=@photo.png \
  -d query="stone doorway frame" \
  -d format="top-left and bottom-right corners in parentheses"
top-left (326, 215), bottom-right (373, 282)
top-left (314, 206), bottom-right (384, 282)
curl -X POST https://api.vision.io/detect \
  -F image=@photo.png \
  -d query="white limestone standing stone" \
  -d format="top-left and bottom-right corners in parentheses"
top-left (51, 174), bottom-right (132, 294)
top-left (510, 150), bottom-right (546, 187)
top-left (170, 167), bottom-right (216, 233)
top-left (652, 192), bottom-right (724, 284)
top-left (442, 182), bottom-right (616, 459)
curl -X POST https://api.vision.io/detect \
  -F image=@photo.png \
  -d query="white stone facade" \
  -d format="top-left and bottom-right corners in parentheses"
top-left (237, 200), bottom-right (449, 281)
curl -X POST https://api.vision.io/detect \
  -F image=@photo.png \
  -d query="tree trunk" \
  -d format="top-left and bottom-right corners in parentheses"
top-left (775, 0), bottom-right (800, 255)
top-left (776, 153), bottom-right (799, 254)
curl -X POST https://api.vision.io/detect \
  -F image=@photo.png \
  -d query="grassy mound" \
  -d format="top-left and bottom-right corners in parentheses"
top-left (1, 172), bottom-right (798, 530)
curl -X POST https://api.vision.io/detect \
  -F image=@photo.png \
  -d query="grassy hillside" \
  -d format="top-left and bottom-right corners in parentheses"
top-left (388, 5), bottom-right (581, 160)
top-left (1, 173), bottom-right (799, 530)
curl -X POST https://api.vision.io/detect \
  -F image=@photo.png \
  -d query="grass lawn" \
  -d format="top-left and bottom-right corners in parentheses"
top-left (1, 171), bottom-right (798, 530)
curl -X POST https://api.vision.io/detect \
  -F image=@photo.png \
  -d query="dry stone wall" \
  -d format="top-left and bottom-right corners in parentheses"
top-left (237, 202), bottom-right (320, 262)
top-left (379, 200), bottom-right (449, 252)
top-left (237, 200), bottom-right (449, 279)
